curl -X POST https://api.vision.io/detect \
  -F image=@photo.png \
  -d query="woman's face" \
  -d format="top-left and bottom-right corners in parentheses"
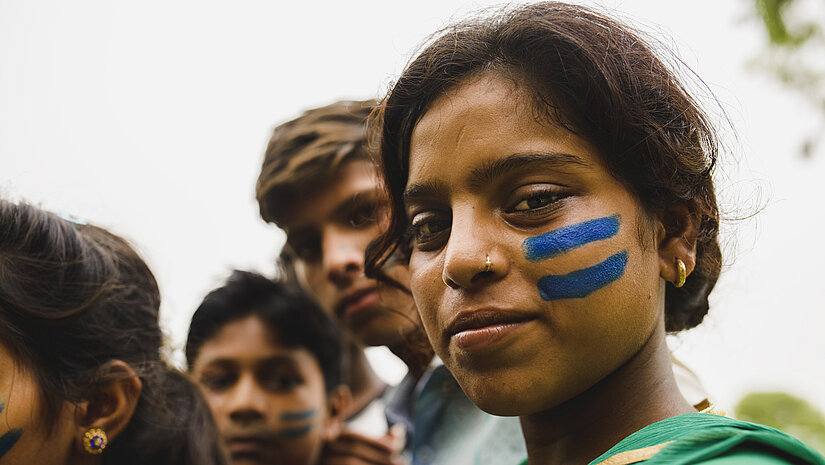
top-left (405, 73), bottom-right (667, 416)
top-left (0, 343), bottom-right (77, 465)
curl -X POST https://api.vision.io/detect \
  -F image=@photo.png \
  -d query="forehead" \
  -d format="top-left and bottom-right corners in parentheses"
top-left (409, 73), bottom-right (600, 187)
top-left (281, 159), bottom-right (380, 233)
top-left (193, 316), bottom-right (315, 369)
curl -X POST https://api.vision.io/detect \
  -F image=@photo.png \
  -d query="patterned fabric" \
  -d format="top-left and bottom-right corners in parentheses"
top-left (386, 363), bottom-right (527, 465)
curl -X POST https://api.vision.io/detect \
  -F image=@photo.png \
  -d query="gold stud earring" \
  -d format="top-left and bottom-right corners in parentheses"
top-left (674, 258), bottom-right (686, 288)
top-left (82, 427), bottom-right (108, 455)
top-left (484, 255), bottom-right (492, 273)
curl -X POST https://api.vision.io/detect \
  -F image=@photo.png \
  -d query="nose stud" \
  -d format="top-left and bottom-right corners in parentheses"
top-left (484, 255), bottom-right (492, 273)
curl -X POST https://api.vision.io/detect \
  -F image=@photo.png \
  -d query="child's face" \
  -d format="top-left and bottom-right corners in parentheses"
top-left (192, 316), bottom-right (338, 465)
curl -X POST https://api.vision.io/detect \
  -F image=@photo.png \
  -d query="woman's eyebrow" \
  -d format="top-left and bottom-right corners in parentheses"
top-left (403, 180), bottom-right (450, 206)
top-left (468, 152), bottom-right (590, 190)
top-left (403, 152), bottom-right (588, 204)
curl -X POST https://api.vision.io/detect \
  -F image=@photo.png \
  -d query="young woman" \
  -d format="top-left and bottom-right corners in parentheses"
top-left (0, 200), bottom-right (227, 465)
top-left (365, 2), bottom-right (825, 464)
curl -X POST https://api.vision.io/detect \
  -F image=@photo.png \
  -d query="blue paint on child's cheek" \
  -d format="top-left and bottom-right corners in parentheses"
top-left (279, 424), bottom-right (314, 439)
top-left (522, 215), bottom-right (620, 262)
top-left (277, 408), bottom-right (318, 439)
top-left (279, 408), bottom-right (317, 422)
top-left (537, 250), bottom-right (628, 300)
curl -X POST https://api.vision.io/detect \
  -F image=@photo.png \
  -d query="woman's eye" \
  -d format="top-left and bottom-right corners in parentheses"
top-left (511, 191), bottom-right (560, 212)
top-left (409, 214), bottom-right (451, 247)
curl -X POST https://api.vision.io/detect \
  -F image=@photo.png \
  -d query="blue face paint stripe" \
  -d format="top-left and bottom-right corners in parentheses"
top-left (0, 429), bottom-right (22, 458)
top-left (279, 408), bottom-right (317, 422)
top-left (522, 215), bottom-right (620, 262)
top-left (537, 250), bottom-right (628, 300)
top-left (278, 424), bottom-right (314, 439)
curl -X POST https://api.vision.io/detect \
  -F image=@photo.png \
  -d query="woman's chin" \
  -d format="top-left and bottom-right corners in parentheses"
top-left (456, 376), bottom-right (546, 417)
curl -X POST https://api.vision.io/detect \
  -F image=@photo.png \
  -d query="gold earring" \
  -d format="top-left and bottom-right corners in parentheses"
top-left (674, 258), bottom-right (686, 288)
top-left (484, 255), bottom-right (492, 273)
top-left (82, 427), bottom-right (108, 455)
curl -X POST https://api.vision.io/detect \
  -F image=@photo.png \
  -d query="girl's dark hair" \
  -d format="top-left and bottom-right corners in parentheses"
top-left (366, 1), bottom-right (721, 332)
top-left (0, 200), bottom-right (227, 465)
top-left (185, 270), bottom-right (344, 393)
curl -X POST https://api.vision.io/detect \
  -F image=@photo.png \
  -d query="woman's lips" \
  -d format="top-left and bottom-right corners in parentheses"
top-left (447, 310), bottom-right (536, 351)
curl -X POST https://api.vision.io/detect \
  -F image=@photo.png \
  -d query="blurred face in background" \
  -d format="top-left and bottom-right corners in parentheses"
top-left (281, 159), bottom-right (419, 347)
top-left (191, 316), bottom-right (345, 465)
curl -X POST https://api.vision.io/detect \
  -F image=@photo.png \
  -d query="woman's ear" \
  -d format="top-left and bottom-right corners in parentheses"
top-left (322, 385), bottom-right (352, 441)
top-left (73, 360), bottom-right (142, 452)
top-left (657, 202), bottom-right (701, 284)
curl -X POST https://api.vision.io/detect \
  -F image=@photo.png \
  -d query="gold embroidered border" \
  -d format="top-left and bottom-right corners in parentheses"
top-left (593, 442), bottom-right (673, 465)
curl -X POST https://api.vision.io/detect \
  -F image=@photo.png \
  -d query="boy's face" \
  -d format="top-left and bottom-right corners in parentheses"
top-left (280, 159), bottom-right (420, 347)
top-left (191, 316), bottom-right (341, 465)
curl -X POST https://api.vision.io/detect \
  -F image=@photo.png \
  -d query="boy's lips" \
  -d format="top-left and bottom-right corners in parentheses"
top-left (226, 435), bottom-right (271, 457)
top-left (335, 287), bottom-right (379, 318)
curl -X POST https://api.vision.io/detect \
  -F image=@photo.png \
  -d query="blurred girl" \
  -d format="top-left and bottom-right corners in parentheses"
top-left (0, 200), bottom-right (227, 465)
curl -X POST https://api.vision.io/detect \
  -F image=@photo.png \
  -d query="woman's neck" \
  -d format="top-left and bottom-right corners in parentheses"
top-left (519, 319), bottom-right (696, 465)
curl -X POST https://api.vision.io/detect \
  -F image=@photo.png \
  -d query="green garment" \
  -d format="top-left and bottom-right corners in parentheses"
top-left (518, 413), bottom-right (825, 464)
top-left (590, 413), bottom-right (825, 464)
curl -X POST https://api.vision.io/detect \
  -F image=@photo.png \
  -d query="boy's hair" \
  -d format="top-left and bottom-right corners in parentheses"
top-left (255, 99), bottom-right (377, 226)
top-left (185, 270), bottom-right (343, 392)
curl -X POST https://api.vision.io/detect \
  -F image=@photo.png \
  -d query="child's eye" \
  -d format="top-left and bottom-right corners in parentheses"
top-left (263, 374), bottom-right (303, 392)
top-left (199, 372), bottom-right (237, 392)
top-left (511, 191), bottom-right (560, 212)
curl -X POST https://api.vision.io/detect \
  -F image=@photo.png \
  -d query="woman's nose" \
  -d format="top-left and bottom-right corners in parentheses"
top-left (441, 212), bottom-right (507, 289)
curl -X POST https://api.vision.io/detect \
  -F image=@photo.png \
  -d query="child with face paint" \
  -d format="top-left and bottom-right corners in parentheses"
top-left (187, 271), bottom-right (351, 465)
top-left (0, 200), bottom-right (227, 465)
top-left (366, 2), bottom-right (825, 465)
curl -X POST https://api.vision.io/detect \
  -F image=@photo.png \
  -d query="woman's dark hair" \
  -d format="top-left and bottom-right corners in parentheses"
top-left (186, 270), bottom-right (344, 393)
top-left (0, 200), bottom-right (227, 465)
top-left (366, 1), bottom-right (721, 332)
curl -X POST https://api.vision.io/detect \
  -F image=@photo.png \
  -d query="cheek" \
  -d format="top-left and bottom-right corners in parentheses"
top-left (0, 398), bottom-right (75, 465)
top-left (409, 255), bottom-right (443, 343)
top-left (410, 253), bottom-right (446, 352)
top-left (200, 391), bottom-right (231, 431)
top-left (296, 265), bottom-right (335, 312)
top-left (275, 381), bottom-right (328, 436)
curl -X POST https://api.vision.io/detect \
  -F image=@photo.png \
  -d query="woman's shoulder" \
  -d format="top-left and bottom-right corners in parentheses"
top-left (591, 413), bottom-right (825, 465)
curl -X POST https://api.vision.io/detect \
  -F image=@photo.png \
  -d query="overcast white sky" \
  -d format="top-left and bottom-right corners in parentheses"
top-left (1, 0), bottom-right (824, 414)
